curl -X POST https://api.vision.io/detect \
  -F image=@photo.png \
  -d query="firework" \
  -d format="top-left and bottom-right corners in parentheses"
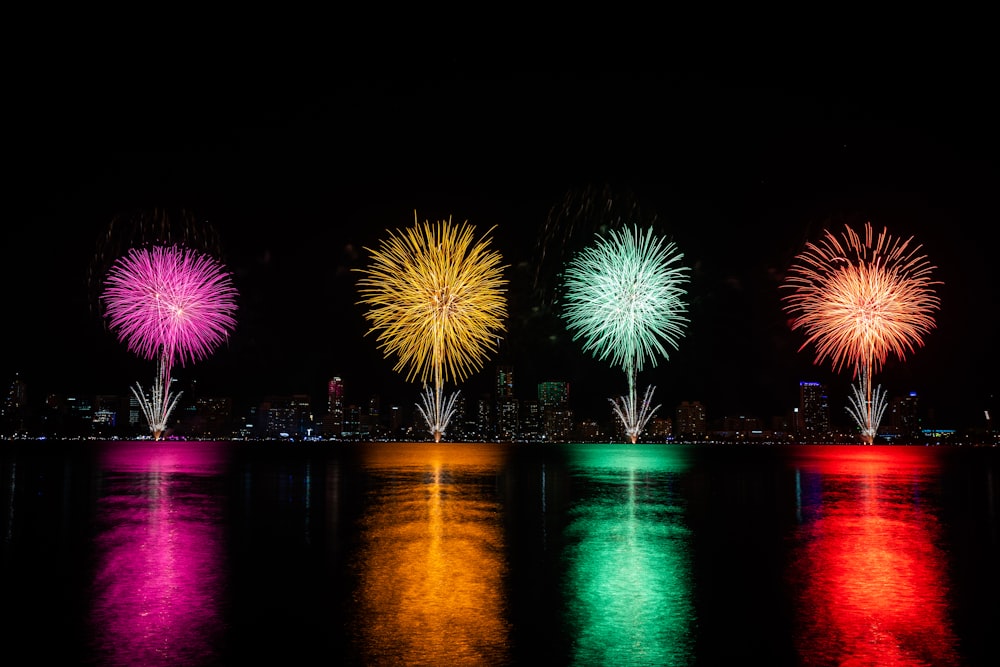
top-left (561, 225), bottom-right (689, 443)
top-left (102, 244), bottom-right (238, 438)
top-left (356, 212), bottom-right (508, 442)
top-left (782, 221), bottom-right (940, 442)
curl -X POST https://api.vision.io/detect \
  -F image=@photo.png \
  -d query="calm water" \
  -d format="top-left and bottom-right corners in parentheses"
top-left (2, 441), bottom-right (998, 666)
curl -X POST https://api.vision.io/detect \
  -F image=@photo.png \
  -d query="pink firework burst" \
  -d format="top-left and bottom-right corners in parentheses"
top-left (102, 244), bottom-right (239, 371)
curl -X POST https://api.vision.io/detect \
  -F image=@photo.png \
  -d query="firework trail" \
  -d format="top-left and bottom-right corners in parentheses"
top-left (532, 184), bottom-right (653, 312)
top-left (355, 212), bottom-right (508, 442)
top-left (89, 207), bottom-right (223, 319)
top-left (561, 225), bottom-right (689, 443)
top-left (782, 221), bottom-right (940, 442)
top-left (101, 244), bottom-right (238, 439)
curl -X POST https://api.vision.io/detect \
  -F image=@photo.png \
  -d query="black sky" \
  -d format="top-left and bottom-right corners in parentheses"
top-left (5, 48), bottom-right (997, 430)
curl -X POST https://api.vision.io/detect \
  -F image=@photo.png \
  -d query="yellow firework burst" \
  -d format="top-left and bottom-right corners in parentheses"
top-left (356, 212), bottom-right (508, 386)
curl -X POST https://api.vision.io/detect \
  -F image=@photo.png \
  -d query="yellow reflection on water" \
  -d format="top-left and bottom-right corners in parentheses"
top-left (352, 443), bottom-right (510, 666)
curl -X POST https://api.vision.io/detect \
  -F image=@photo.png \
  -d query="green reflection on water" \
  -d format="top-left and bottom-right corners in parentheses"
top-left (562, 444), bottom-right (695, 666)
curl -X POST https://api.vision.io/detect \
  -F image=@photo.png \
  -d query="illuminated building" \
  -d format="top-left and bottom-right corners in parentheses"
top-left (2, 373), bottom-right (27, 433)
top-left (324, 376), bottom-right (345, 437)
top-left (538, 381), bottom-right (572, 442)
top-left (797, 382), bottom-right (830, 441)
top-left (91, 394), bottom-right (124, 435)
top-left (186, 396), bottom-right (233, 438)
top-left (890, 392), bottom-right (921, 442)
top-left (343, 404), bottom-right (361, 440)
top-left (496, 365), bottom-right (514, 400)
top-left (388, 405), bottom-right (404, 438)
top-left (496, 366), bottom-right (518, 442)
top-left (520, 399), bottom-right (543, 442)
top-left (477, 396), bottom-right (493, 440)
top-left (497, 398), bottom-right (519, 442)
top-left (674, 401), bottom-right (707, 441)
top-left (649, 416), bottom-right (673, 440)
top-left (259, 394), bottom-right (313, 439)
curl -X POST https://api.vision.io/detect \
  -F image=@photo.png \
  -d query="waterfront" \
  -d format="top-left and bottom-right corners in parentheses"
top-left (2, 440), bottom-right (998, 665)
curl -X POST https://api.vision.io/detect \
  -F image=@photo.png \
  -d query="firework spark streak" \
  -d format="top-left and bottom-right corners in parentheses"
top-left (561, 225), bottom-right (689, 443)
top-left (782, 221), bottom-right (940, 442)
top-left (609, 384), bottom-right (661, 442)
top-left (416, 384), bottom-right (462, 441)
top-left (131, 357), bottom-right (184, 438)
top-left (102, 244), bottom-right (238, 438)
top-left (846, 369), bottom-right (888, 442)
top-left (356, 213), bottom-right (508, 442)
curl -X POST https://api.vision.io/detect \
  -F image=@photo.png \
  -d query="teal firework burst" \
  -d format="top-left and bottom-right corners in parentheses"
top-left (560, 225), bottom-right (690, 442)
top-left (561, 225), bottom-right (689, 373)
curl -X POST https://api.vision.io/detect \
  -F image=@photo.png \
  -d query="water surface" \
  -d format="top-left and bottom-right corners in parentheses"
top-left (1, 441), bottom-right (997, 665)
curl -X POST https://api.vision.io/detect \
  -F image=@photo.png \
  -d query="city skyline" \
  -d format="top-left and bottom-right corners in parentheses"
top-left (5, 64), bottom-right (996, 433)
top-left (1, 365), bottom-right (984, 444)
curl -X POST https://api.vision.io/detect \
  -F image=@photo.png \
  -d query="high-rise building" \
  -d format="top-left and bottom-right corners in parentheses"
top-left (128, 392), bottom-right (142, 429)
top-left (520, 399), bottom-right (543, 442)
top-left (259, 394), bottom-right (313, 439)
top-left (66, 395), bottom-right (94, 435)
top-left (496, 366), bottom-right (514, 400)
top-left (538, 381), bottom-right (568, 406)
top-left (343, 404), bottom-right (361, 440)
top-left (497, 397), bottom-right (519, 442)
top-left (675, 401), bottom-right (707, 441)
top-left (538, 381), bottom-right (572, 442)
top-left (890, 391), bottom-right (921, 441)
top-left (324, 377), bottom-right (345, 438)
top-left (2, 373), bottom-right (27, 432)
top-left (388, 405), bottom-right (404, 438)
top-left (797, 381), bottom-right (830, 440)
top-left (496, 366), bottom-right (518, 441)
top-left (477, 396), bottom-right (493, 440)
top-left (91, 394), bottom-right (123, 435)
top-left (577, 419), bottom-right (601, 441)
top-left (649, 416), bottom-right (673, 440)
top-left (189, 396), bottom-right (233, 438)
top-left (360, 394), bottom-right (381, 439)
top-left (3, 373), bottom-right (26, 416)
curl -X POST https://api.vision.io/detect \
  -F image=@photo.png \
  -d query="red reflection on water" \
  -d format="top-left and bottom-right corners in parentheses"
top-left (791, 446), bottom-right (961, 666)
top-left (90, 442), bottom-right (228, 666)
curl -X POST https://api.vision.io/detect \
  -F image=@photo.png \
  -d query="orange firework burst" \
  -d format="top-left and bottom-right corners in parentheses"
top-left (782, 221), bottom-right (940, 375)
top-left (782, 221), bottom-right (941, 441)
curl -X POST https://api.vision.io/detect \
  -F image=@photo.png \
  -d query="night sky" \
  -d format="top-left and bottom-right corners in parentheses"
top-left (6, 52), bottom-right (997, 430)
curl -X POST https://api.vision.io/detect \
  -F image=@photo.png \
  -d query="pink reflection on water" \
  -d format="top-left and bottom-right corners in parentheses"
top-left (791, 446), bottom-right (962, 666)
top-left (90, 441), bottom-right (228, 666)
